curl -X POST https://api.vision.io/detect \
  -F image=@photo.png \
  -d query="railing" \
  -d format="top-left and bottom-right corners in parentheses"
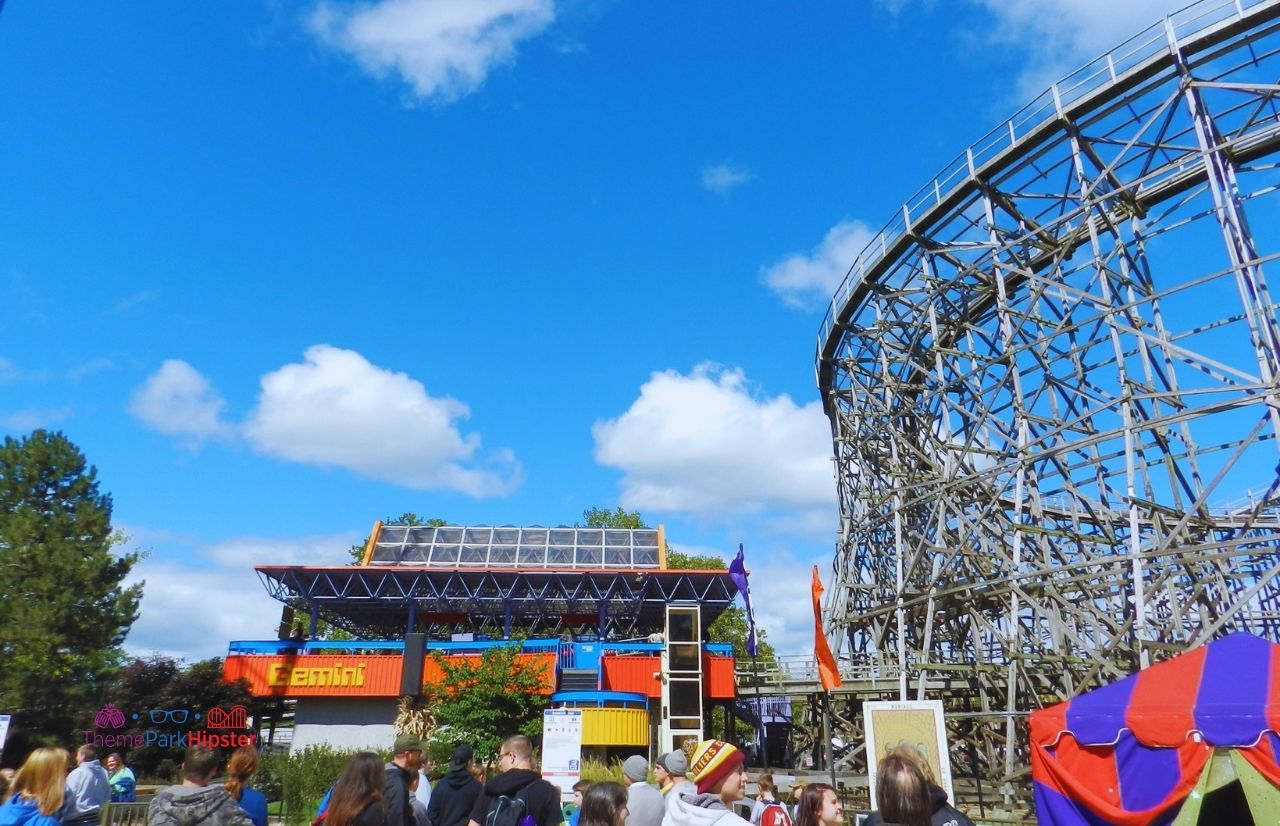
top-left (738, 654), bottom-right (902, 686)
top-left (816, 0), bottom-right (1279, 373)
top-left (227, 637), bottom-right (562, 655)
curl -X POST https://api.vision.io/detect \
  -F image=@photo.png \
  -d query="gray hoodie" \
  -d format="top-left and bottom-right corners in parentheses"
top-left (661, 793), bottom-right (751, 826)
top-left (64, 759), bottom-right (109, 821)
top-left (147, 785), bottom-right (255, 826)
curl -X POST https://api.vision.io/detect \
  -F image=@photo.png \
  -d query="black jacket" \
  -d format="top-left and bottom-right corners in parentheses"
top-left (864, 785), bottom-right (974, 826)
top-left (467, 769), bottom-right (561, 826)
top-left (355, 801), bottom-right (391, 826)
top-left (427, 767), bottom-right (482, 826)
top-left (385, 764), bottom-right (415, 826)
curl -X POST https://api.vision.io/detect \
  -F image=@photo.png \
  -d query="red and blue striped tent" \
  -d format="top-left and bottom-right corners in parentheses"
top-left (1029, 632), bottom-right (1280, 825)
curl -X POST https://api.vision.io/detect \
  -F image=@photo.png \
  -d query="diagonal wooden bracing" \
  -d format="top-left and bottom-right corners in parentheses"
top-left (816, 0), bottom-right (1280, 806)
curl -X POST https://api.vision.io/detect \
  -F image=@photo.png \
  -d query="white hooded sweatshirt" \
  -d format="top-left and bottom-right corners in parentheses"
top-left (663, 792), bottom-right (752, 826)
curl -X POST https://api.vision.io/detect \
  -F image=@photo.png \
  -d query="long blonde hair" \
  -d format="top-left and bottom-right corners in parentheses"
top-left (11, 747), bottom-right (70, 816)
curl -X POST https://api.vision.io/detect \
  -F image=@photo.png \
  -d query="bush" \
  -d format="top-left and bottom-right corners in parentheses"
top-left (255, 752), bottom-right (287, 804)
top-left (273, 745), bottom-right (364, 824)
top-left (578, 758), bottom-right (624, 784)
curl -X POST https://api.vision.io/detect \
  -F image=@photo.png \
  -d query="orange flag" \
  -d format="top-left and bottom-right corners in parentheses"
top-left (811, 566), bottom-right (843, 691)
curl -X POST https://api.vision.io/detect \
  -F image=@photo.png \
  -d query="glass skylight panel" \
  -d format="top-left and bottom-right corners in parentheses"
top-left (402, 545), bottom-right (430, 563)
top-left (369, 524), bottom-right (665, 569)
top-left (381, 526), bottom-right (408, 544)
top-left (431, 545), bottom-right (459, 564)
top-left (406, 526), bottom-right (434, 544)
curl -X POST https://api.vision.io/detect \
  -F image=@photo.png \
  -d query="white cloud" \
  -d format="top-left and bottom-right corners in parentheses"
top-left (593, 364), bottom-right (835, 522)
top-left (885, 0), bottom-right (1190, 99)
top-left (129, 360), bottom-right (234, 443)
top-left (700, 164), bottom-right (754, 196)
top-left (243, 345), bottom-right (523, 496)
top-left (114, 290), bottom-right (157, 314)
top-left (761, 220), bottom-right (876, 310)
top-left (123, 531), bottom-right (358, 661)
top-left (204, 532), bottom-right (362, 569)
top-left (124, 559), bottom-right (283, 661)
top-left (308, 0), bottom-right (555, 103)
top-left (745, 548), bottom-right (828, 657)
top-left (0, 357), bottom-right (16, 383)
top-left (68, 358), bottom-right (116, 380)
top-left (1, 407), bottom-right (73, 431)
top-left (979, 0), bottom-right (1192, 99)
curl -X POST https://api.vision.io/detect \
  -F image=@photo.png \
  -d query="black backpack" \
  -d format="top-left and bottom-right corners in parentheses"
top-left (484, 785), bottom-right (532, 826)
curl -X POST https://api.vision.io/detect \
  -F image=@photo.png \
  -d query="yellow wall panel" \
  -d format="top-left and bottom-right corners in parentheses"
top-left (580, 708), bottom-right (649, 746)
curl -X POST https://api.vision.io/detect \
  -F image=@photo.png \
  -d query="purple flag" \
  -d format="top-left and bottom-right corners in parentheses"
top-left (727, 544), bottom-right (758, 657)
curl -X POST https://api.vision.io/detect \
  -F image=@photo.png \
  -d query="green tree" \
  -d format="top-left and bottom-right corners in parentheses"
top-left (579, 506), bottom-right (646, 529)
top-left (348, 512), bottom-right (447, 563)
top-left (100, 655), bottom-right (259, 779)
top-left (0, 430), bottom-right (142, 759)
top-left (425, 645), bottom-right (551, 770)
top-left (579, 507), bottom-right (777, 664)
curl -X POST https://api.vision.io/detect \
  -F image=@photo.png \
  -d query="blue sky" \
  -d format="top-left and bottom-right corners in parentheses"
top-left (0, 0), bottom-right (1196, 660)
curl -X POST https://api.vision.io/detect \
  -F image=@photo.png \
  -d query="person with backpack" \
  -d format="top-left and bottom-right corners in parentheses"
top-left (747, 775), bottom-right (789, 826)
top-left (466, 735), bottom-right (563, 826)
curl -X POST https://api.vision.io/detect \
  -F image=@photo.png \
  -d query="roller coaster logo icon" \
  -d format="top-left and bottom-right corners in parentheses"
top-left (92, 702), bottom-right (247, 730)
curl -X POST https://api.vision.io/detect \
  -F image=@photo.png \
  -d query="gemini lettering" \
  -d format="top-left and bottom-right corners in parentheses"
top-left (267, 662), bottom-right (366, 687)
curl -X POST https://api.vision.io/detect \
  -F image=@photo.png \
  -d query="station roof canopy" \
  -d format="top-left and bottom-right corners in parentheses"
top-left (367, 524), bottom-right (665, 569)
top-left (256, 523), bottom-right (740, 639)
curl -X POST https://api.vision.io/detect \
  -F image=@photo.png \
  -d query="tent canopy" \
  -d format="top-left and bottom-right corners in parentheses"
top-left (1029, 632), bottom-right (1280, 826)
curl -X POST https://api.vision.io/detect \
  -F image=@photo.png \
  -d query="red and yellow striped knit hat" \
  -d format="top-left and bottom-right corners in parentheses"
top-left (689, 739), bottom-right (745, 794)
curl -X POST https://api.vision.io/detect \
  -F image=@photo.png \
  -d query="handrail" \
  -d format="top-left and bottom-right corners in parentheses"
top-left (815, 0), bottom-right (1280, 388)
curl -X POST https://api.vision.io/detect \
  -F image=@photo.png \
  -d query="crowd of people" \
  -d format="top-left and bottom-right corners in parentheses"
top-left (0, 744), bottom-right (268, 826)
top-left (0, 735), bottom-right (973, 826)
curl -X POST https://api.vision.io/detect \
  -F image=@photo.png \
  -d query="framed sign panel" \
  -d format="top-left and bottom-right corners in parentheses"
top-left (863, 699), bottom-right (952, 809)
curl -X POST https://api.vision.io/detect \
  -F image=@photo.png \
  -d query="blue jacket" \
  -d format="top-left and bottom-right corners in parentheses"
top-left (0, 795), bottom-right (62, 826)
top-left (109, 768), bottom-right (137, 803)
top-left (236, 788), bottom-right (268, 826)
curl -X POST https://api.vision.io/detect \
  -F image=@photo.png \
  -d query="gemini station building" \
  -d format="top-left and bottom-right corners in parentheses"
top-left (222, 522), bottom-right (741, 757)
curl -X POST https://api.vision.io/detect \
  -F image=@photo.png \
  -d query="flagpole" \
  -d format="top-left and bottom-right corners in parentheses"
top-left (751, 651), bottom-right (762, 766)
